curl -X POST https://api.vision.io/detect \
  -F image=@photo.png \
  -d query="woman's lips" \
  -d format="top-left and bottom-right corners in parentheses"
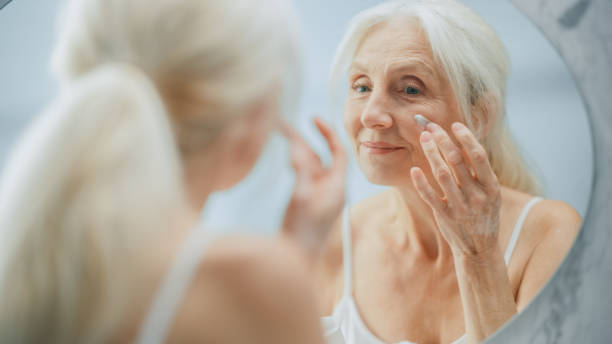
top-left (361, 141), bottom-right (404, 155)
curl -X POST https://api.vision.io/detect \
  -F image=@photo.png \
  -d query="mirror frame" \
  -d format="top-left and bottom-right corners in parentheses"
top-left (0, 0), bottom-right (10, 11)
top-left (488, 0), bottom-right (612, 342)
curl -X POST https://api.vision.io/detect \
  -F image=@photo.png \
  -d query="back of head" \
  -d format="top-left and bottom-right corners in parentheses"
top-left (52, 0), bottom-right (301, 151)
top-left (0, 0), bottom-right (300, 342)
top-left (331, 0), bottom-right (541, 194)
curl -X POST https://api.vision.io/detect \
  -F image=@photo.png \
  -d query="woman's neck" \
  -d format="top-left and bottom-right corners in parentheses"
top-left (183, 152), bottom-right (216, 211)
top-left (390, 186), bottom-right (455, 266)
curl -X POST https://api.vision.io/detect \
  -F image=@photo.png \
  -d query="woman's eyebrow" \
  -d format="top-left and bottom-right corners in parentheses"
top-left (385, 59), bottom-right (436, 78)
top-left (399, 74), bottom-right (426, 86)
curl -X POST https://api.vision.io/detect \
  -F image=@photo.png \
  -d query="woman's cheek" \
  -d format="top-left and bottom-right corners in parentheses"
top-left (424, 99), bottom-right (459, 126)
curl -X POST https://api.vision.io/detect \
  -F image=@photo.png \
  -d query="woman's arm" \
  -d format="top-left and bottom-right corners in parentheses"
top-left (281, 118), bottom-right (347, 263)
top-left (411, 121), bottom-right (514, 342)
top-left (452, 244), bottom-right (517, 343)
top-left (514, 201), bottom-right (581, 309)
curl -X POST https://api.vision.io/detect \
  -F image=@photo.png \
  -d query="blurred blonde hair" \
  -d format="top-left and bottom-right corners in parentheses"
top-left (0, 0), bottom-right (300, 342)
top-left (330, 0), bottom-right (541, 195)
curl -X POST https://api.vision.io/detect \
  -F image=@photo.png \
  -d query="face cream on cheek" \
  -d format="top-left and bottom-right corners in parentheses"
top-left (414, 114), bottom-right (430, 130)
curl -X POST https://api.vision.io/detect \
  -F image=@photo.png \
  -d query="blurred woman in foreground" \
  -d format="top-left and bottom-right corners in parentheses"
top-left (0, 0), bottom-right (346, 343)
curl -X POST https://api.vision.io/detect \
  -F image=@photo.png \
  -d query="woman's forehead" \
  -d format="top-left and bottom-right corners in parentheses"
top-left (349, 57), bottom-right (436, 80)
top-left (352, 19), bottom-right (435, 74)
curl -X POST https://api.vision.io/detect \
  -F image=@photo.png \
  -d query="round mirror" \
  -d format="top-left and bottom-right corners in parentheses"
top-left (289, 1), bottom-right (592, 343)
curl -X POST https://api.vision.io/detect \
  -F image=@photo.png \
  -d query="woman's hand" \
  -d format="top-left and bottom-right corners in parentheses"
top-left (281, 117), bottom-right (347, 258)
top-left (410, 121), bottom-right (502, 258)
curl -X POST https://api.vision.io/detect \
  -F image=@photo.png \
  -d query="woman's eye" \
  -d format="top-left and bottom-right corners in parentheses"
top-left (405, 86), bottom-right (420, 95)
top-left (356, 85), bottom-right (371, 93)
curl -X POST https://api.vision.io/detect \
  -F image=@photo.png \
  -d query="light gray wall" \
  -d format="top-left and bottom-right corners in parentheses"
top-left (0, 0), bottom-right (58, 167)
top-left (0, 0), bottom-right (592, 234)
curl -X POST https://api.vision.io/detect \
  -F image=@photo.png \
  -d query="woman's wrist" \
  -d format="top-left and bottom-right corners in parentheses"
top-left (449, 232), bottom-right (501, 264)
top-left (452, 244), bottom-right (507, 282)
top-left (452, 244), bottom-right (500, 263)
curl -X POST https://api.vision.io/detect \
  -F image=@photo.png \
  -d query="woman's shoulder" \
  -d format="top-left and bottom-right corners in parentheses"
top-left (525, 197), bottom-right (581, 254)
top-left (196, 235), bottom-right (315, 308)
top-left (503, 187), bottom-right (581, 236)
top-left (503, 189), bottom-right (582, 308)
top-left (167, 235), bottom-right (323, 343)
top-left (532, 199), bottom-right (581, 229)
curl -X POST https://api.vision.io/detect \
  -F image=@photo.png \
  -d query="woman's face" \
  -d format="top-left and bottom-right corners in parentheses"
top-left (344, 19), bottom-right (463, 187)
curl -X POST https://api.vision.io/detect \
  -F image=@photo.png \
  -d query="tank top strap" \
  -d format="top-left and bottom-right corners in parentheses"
top-left (136, 226), bottom-right (218, 344)
top-left (504, 197), bottom-right (543, 265)
top-left (341, 206), bottom-right (353, 297)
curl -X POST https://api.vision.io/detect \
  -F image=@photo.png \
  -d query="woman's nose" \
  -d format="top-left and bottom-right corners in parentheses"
top-left (360, 92), bottom-right (393, 130)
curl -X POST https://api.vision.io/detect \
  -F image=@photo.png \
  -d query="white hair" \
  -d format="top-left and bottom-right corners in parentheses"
top-left (330, 0), bottom-right (540, 195)
top-left (0, 0), bottom-right (300, 342)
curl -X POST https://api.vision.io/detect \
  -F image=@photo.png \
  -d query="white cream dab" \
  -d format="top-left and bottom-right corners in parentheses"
top-left (414, 114), bottom-right (430, 130)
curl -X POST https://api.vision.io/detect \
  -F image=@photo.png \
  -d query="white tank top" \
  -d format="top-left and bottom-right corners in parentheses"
top-left (136, 226), bottom-right (219, 344)
top-left (322, 197), bottom-right (543, 344)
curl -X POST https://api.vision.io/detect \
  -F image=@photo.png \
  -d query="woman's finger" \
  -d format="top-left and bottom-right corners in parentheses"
top-left (313, 117), bottom-right (347, 173)
top-left (420, 131), bottom-right (464, 205)
top-left (280, 120), bottom-right (323, 170)
top-left (426, 122), bottom-right (476, 189)
top-left (410, 167), bottom-right (445, 213)
top-left (451, 122), bottom-right (497, 190)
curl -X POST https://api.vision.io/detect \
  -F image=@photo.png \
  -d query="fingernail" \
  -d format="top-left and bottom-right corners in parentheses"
top-left (452, 122), bottom-right (465, 132)
top-left (420, 131), bottom-right (433, 143)
top-left (414, 114), bottom-right (430, 131)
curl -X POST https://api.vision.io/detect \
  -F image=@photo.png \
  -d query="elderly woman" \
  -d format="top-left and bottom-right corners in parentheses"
top-left (0, 0), bottom-right (346, 343)
top-left (317, 1), bottom-right (581, 343)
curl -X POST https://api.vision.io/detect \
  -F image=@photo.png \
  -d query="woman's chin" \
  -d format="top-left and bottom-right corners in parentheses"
top-left (356, 153), bottom-right (417, 186)
top-left (360, 166), bottom-right (412, 186)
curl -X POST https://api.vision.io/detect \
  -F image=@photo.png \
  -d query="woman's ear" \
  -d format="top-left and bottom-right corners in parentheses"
top-left (471, 92), bottom-right (497, 141)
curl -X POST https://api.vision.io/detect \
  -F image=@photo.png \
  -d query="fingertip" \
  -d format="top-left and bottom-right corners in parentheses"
top-left (451, 122), bottom-right (466, 132)
top-left (314, 117), bottom-right (330, 131)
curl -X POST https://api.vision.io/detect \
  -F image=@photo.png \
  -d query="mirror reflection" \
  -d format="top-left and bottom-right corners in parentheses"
top-left (307, 1), bottom-right (590, 343)
top-left (0, 0), bottom-right (592, 344)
